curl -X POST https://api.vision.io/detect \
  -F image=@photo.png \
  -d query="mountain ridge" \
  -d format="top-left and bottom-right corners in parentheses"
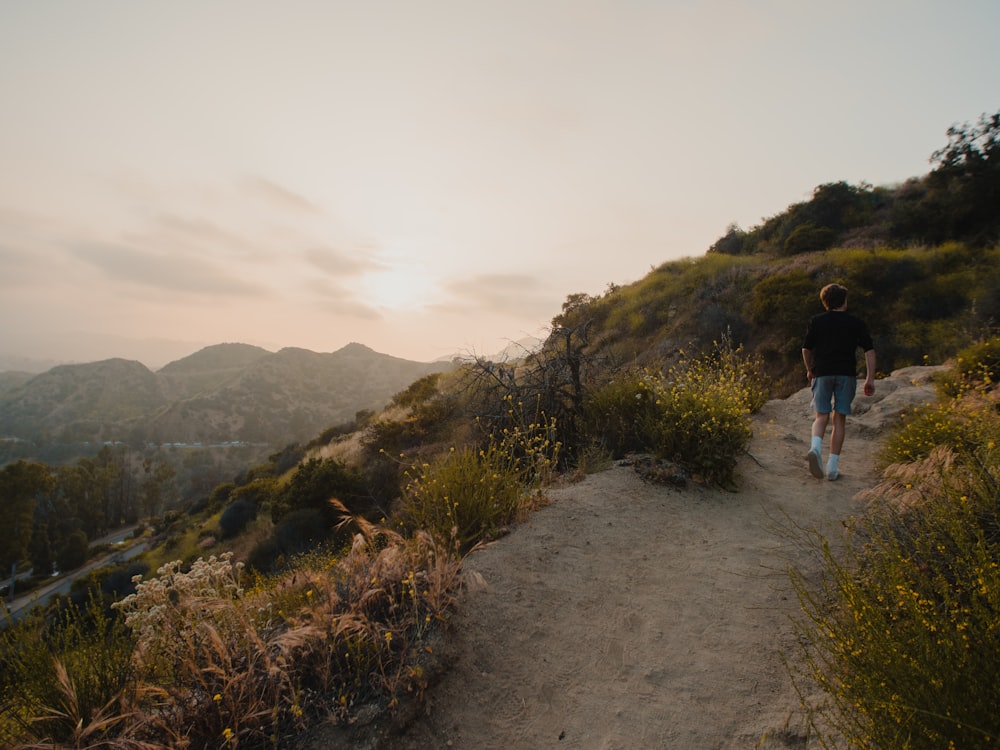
top-left (0, 342), bottom-right (453, 454)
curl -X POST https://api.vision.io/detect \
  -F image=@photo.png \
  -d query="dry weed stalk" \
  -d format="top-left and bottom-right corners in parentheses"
top-left (19, 659), bottom-right (152, 750)
top-left (857, 446), bottom-right (967, 513)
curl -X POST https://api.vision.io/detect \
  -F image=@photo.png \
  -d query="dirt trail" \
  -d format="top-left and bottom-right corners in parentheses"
top-left (303, 367), bottom-right (942, 750)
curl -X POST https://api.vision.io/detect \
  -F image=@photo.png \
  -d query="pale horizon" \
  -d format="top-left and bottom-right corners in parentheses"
top-left (2, 1), bottom-right (998, 371)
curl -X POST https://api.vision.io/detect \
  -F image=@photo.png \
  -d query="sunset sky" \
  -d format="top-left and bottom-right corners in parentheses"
top-left (2, 1), bottom-right (998, 369)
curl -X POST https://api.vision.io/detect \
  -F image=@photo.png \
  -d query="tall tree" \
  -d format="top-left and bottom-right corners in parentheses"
top-left (56, 460), bottom-right (111, 539)
top-left (140, 458), bottom-right (176, 517)
top-left (1, 460), bottom-right (52, 598)
top-left (926, 110), bottom-right (1000, 243)
top-left (93, 444), bottom-right (138, 526)
top-left (28, 520), bottom-right (54, 576)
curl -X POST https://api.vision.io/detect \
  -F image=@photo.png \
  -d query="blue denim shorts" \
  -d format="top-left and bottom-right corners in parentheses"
top-left (811, 375), bottom-right (857, 415)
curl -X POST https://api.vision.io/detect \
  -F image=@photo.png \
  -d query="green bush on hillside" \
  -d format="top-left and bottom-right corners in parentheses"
top-left (880, 336), bottom-right (1000, 468)
top-left (399, 413), bottom-right (560, 553)
top-left (794, 340), bottom-right (1000, 748)
top-left (793, 449), bottom-right (1000, 748)
top-left (582, 371), bottom-right (657, 458)
top-left (878, 400), bottom-right (978, 467)
top-left (643, 359), bottom-right (752, 487)
top-left (950, 336), bottom-right (1000, 393)
top-left (581, 341), bottom-right (764, 486)
top-left (0, 594), bottom-right (135, 747)
top-left (783, 223), bottom-right (836, 255)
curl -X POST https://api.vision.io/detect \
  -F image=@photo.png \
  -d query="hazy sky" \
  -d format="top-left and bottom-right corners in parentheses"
top-left (2, 1), bottom-right (998, 368)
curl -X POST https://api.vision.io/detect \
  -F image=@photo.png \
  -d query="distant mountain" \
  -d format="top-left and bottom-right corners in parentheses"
top-left (159, 342), bottom-right (272, 375)
top-left (0, 359), bottom-right (165, 444)
top-left (0, 342), bottom-right (452, 449)
top-left (0, 371), bottom-right (34, 398)
top-left (157, 343), bottom-right (273, 400)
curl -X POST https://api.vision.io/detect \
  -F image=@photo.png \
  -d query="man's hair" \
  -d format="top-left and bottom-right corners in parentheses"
top-left (820, 283), bottom-right (848, 310)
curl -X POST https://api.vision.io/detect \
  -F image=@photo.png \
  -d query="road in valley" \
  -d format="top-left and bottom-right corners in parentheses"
top-left (3, 525), bottom-right (146, 625)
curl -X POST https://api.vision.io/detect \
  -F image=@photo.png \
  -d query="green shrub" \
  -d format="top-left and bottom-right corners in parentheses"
top-left (748, 268), bottom-right (819, 328)
top-left (362, 391), bottom-right (456, 459)
top-left (391, 372), bottom-right (442, 408)
top-left (880, 336), bottom-right (1000, 468)
top-left (792, 448), bottom-right (1000, 748)
top-left (582, 371), bottom-right (658, 457)
top-left (399, 416), bottom-right (559, 553)
top-left (271, 457), bottom-right (369, 524)
top-left (218, 497), bottom-right (258, 539)
top-left (580, 341), bottom-right (764, 485)
top-left (951, 336), bottom-right (1000, 393)
top-left (878, 400), bottom-right (978, 467)
top-left (0, 594), bottom-right (135, 746)
top-left (55, 529), bottom-right (89, 572)
top-left (641, 342), bottom-right (762, 486)
top-left (783, 222), bottom-right (835, 255)
top-left (795, 342), bottom-right (1000, 748)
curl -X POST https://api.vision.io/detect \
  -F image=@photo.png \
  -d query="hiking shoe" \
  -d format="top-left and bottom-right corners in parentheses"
top-left (806, 448), bottom-right (824, 479)
top-left (827, 467), bottom-right (840, 481)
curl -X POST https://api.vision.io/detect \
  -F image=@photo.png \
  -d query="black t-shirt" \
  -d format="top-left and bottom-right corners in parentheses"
top-left (803, 310), bottom-right (874, 377)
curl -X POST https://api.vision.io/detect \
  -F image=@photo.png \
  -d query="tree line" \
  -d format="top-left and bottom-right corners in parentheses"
top-left (709, 110), bottom-right (1000, 256)
top-left (1, 446), bottom-right (176, 599)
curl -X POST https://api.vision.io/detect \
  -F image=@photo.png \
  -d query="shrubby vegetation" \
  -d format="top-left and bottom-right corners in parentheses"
top-left (709, 111), bottom-right (999, 255)
top-left (793, 337), bottom-right (1000, 748)
top-left (3, 536), bottom-right (459, 748)
top-left (555, 240), bottom-right (1000, 399)
top-left (1, 326), bottom-right (766, 748)
top-left (2, 110), bottom-right (998, 748)
top-left (398, 408), bottom-right (560, 552)
top-left (582, 340), bottom-right (767, 485)
top-left (551, 110), bottom-right (1000, 398)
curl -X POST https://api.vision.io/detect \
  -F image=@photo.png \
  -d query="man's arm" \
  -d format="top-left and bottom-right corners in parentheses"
top-left (863, 349), bottom-right (876, 396)
top-left (802, 348), bottom-right (815, 382)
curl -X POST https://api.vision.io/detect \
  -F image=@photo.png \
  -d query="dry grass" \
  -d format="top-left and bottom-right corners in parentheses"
top-left (4, 515), bottom-right (462, 750)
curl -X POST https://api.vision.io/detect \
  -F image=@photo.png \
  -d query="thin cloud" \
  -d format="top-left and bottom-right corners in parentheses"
top-left (439, 272), bottom-right (556, 317)
top-left (303, 277), bottom-right (382, 320)
top-left (444, 272), bottom-right (541, 303)
top-left (0, 207), bottom-right (73, 288)
top-left (72, 242), bottom-right (266, 297)
top-left (0, 204), bottom-right (51, 235)
top-left (303, 245), bottom-right (383, 276)
top-left (242, 176), bottom-right (324, 216)
top-left (0, 244), bottom-right (37, 288)
top-left (149, 214), bottom-right (261, 256)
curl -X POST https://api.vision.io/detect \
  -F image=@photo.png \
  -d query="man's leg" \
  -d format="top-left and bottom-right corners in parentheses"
top-left (826, 412), bottom-right (847, 480)
top-left (825, 376), bottom-right (856, 480)
top-left (808, 412), bottom-right (829, 478)
top-left (812, 412), bottom-right (830, 441)
top-left (829, 412), bottom-right (846, 454)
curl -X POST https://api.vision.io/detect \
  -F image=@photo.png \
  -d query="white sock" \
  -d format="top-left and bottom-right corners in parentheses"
top-left (827, 454), bottom-right (840, 473)
top-left (811, 436), bottom-right (822, 453)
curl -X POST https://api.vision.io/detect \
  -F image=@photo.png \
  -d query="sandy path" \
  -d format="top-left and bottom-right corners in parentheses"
top-left (302, 367), bottom-right (942, 750)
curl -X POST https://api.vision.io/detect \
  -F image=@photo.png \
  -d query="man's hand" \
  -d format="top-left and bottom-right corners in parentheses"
top-left (864, 378), bottom-right (875, 397)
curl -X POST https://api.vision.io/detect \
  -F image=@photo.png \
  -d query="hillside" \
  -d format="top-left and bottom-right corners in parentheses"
top-left (542, 112), bottom-right (1000, 398)
top-left (2, 112), bottom-right (997, 749)
top-left (157, 342), bottom-right (272, 400)
top-left (298, 366), bottom-right (943, 749)
top-left (0, 342), bottom-right (452, 453)
top-left (546, 240), bottom-right (999, 401)
top-left (0, 359), bottom-right (165, 443)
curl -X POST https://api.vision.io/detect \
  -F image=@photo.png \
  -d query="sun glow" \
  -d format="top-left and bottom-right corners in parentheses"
top-left (358, 264), bottom-right (438, 311)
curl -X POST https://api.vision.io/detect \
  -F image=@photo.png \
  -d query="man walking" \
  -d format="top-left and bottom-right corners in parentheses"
top-left (801, 283), bottom-right (876, 480)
